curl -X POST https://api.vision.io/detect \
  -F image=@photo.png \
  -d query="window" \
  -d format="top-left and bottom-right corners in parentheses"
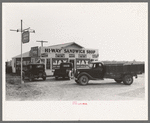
top-left (46, 59), bottom-right (50, 69)
top-left (36, 65), bottom-right (43, 68)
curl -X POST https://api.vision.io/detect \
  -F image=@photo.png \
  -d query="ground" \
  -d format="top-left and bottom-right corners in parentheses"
top-left (5, 73), bottom-right (145, 101)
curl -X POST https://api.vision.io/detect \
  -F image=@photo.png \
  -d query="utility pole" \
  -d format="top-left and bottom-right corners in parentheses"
top-left (36, 40), bottom-right (48, 48)
top-left (36, 40), bottom-right (48, 63)
top-left (10, 20), bottom-right (35, 84)
top-left (21, 20), bottom-right (23, 84)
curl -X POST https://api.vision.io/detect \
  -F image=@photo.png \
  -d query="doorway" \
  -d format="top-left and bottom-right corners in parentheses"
top-left (69, 59), bottom-right (75, 69)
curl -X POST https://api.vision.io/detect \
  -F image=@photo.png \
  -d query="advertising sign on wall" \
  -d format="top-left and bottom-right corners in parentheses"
top-left (78, 54), bottom-right (87, 58)
top-left (52, 58), bottom-right (68, 69)
top-left (69, 54), bottom-right (75, 58)
top-left (30, 46), bottom-right (38, 57)
top-left (55, 54), bottom-right (65, 58)
top-left (41, 47), bottom-right (98, 55)
top-left (92, 54), bottom-right (99, 58)
top-left (76, 59), bottom-right (90, 68)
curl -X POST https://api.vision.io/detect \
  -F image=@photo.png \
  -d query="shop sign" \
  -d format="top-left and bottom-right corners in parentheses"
top-left (22, 31), bottom-right (30, 43)
top-left (69, 54), bottom-right (75, 58)
top-left (42, 48), bottom-right (98, 54)
top-left (41, 53), bottom-right (48, 57)
top-left (92, 54), bottom-right (99, 58)
top-left (52, 58), bottom-right (68, 69)
top-left (30, 46), bottom-right (38, 57)
top-left (78, 54), bottom-right (87, 58)
top-left (76, 59), bottom-right (90, 68)
top-left (55, 54), bottom-right (65, 58)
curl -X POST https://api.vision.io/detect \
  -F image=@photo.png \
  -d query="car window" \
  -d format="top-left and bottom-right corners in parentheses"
top-left (63, 65), bottom-right (70, 67)
top-left (92, 63), bottom-right (102, 69)
top-left (99, 64), bottom-right (102, 67)
top-left (36, 65), bottom-right (43, 68)
top-left (92, 64), bottom-right (96, 68)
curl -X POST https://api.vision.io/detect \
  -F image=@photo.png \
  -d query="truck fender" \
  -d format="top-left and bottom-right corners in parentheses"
top-left (77, 72), bottom-right (93, 80)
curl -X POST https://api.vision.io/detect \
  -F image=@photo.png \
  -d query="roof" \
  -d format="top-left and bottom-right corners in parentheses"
top-left (12, 51), bottom-right (30, 58)
top-left (47, 42), bottom-right (84, 49)
top-left (12, 42), bottom-right (84, 59)
top-left (27, 63), bottom-right (45, 65)
top-left (91, 61), bottom-right (104, 65)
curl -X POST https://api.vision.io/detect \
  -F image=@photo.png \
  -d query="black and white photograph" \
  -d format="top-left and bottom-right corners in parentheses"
top-left (3, 2), bottom-right (148, 121)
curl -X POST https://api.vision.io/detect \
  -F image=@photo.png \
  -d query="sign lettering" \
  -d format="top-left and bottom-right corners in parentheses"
top-left (43, 48), bottom-right (98, 54)
top-left (52, 58), bottom-right (68, 69)
top-left (22, 31), bottom-right (30, 43)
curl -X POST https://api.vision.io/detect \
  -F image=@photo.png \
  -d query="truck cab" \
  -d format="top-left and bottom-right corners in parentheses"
top-left (74, 61), bottom-right (104, 84)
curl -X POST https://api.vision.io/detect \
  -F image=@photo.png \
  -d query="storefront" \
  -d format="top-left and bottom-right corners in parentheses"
top-left (39, 47), bottom-right (99, 75)
top-left (11, 42), bottom-right (99, 75)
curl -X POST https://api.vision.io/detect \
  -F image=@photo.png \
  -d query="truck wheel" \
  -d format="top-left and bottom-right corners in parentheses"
top-left (123, 75), bottom-right (133, 85)
top-left (43, 77), bottom-right (46, 81)
top-left (43, 72), bottom-right (46, 81)
top-left (114, 79), bottom-right (122, 83)
top-left (79, 75), bottom-right (89, 85)
top-left (75, 80), bottom-right (79, 84)
top-left (55, 77), bottom-right (58, 80)
top-left (29, 74), bottom-right (34, 82)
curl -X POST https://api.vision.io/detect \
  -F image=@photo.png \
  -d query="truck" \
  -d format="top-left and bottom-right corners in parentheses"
top-left (22, 63), bottom-right (46, 81)
top-left (73, 61), bottom-right (144, 85)
top-left (54, 62), bottom-right (73, 80)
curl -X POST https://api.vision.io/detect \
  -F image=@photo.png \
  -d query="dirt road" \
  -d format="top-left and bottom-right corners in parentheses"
top-left (6, 74), bottom-right (145, 101)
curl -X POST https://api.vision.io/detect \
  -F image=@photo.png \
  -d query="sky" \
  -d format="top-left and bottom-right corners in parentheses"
top-left (3, 3), bottom-right (148, 61)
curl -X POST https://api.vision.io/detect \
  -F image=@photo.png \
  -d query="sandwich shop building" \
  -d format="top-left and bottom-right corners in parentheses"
top-left (12, 42), bottom-right (99, 76)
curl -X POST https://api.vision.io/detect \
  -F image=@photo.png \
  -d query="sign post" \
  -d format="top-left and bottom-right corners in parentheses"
top-left (21, 20), bottom-right (24, 84)
top-left (10, 20), bottom-right (35, 84)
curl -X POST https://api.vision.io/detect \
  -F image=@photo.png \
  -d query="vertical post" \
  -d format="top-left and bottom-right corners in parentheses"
top-left (41, 42), bottom-right (43, 47)
top-left (21, 20), bottom-right (24, 84)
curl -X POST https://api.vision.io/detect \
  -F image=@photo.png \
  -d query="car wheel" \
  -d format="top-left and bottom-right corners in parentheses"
top-left (114, 79), bottom-right (122, 83)
top-left (79, 75), bottom-right (89, 85)
top-left (29, 74), bottom-right (34, 82)
top-left (123, 75), bottom-right (133, 85)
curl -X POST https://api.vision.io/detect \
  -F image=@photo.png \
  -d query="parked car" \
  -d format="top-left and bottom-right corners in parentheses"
top-left (54, 62), bottom-right (73, 80)
top-left (72, 61), bottom-right (144, 85)
top-left (22, 63), bottom-right (46, 81)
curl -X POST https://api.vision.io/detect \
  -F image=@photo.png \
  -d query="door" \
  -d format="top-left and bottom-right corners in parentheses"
top-left (45, 58), bottom-right (53, 76)
top-left (90, 63), bottom-right (104, 79)
top-left (69, 59), bottom-right (75, 69)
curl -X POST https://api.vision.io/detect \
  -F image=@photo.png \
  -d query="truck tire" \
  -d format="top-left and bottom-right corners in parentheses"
top-left (75, 80), bottom-right (79, 84)
top-left (55, 77), bottom-right (58, 80)
top-left (114, 79), bottom-right (122, 83)
top-left (43, 76), bottom-right (46, 81)
top-left (43, 72), bottom-right (46, 81)
top-left (79, 75), bottom-right (89, 85)
top-left (123, 75), bottom-right (133, 85)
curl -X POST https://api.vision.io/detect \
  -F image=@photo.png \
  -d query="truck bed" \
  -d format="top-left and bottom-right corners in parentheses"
top-left (103, 63), bottom-right (144, 79)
